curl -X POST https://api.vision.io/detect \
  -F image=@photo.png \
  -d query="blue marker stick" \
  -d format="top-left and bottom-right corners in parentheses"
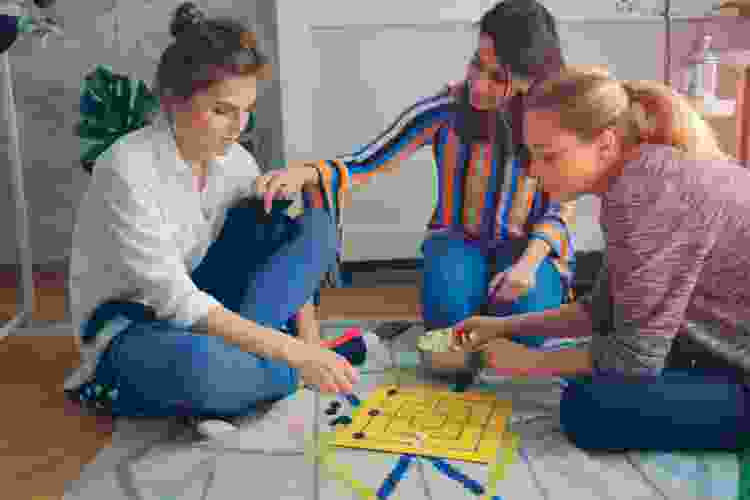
top-left (345, 393), bottom-right (361, 407)
top-left (377, 454), bottom-right (414, 499)
top-left (428, 458), bottom-right (485, 495)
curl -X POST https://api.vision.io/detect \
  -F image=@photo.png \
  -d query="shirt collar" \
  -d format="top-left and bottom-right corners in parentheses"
top-left (151, 111), bottom-right (229, 177)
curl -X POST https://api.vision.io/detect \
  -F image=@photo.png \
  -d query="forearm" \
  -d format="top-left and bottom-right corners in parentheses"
top-left (525, 198), bottom-right (576, 266)
top-left (532, 348), bottom-right (594, 376)
top-left (478, 301), bottom-right (594, 339)
top-left (300, 163), bottom-right (320, 187)
top-left (519, 238), bottom-right (552, 267)
top-left (206, 303), bottom-right (298, 362)
top-left (296, 300), bottom-right (321, 344)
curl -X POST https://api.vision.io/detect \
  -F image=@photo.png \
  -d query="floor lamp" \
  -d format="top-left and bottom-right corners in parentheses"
top-left (0, 1), bottom-right (61, 340)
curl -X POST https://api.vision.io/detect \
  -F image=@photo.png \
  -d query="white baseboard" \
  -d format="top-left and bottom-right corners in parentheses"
top-left (8, 322), bottom-right (74, 336)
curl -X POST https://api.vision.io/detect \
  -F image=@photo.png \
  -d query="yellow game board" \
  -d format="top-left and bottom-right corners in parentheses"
top-left (332, 384), bottom-right (512, 464)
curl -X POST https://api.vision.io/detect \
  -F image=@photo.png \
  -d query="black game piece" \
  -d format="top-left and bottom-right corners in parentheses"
top-left (453, 372), bottom-right (475, 392)
top-left (387, 388), bottom-right (398, 396)
top-left (374, 321), bottom-right (414, 340)
top-left (368, 409), bottom-right (380, 417)
top-left (329, 416), bottom-right (353, 427)
top-left (330, 401), bottom-right (342, 410)
top-left (325, 407), bottom-right (338, 415)
top-left (353, 432), bottom-right (366, 439)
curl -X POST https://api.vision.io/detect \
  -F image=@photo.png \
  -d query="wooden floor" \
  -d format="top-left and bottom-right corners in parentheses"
top-left (0, 283), bottom-right (420, 499)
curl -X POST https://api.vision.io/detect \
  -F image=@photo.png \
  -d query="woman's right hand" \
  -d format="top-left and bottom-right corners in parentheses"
top-left (254, 161), bottom-right (319, 214)
top-left (450, 315), bottom-right (516, 353)
top-left (285, 340), bottom-right (360, 394)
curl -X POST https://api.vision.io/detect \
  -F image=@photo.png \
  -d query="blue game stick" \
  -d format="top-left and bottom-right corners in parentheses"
top-left (377, 454), bottom-right (415, 499)
top-left (428, 458), bottom-right (485, 495)
top-left (345, 393), bottom-right (361, 407)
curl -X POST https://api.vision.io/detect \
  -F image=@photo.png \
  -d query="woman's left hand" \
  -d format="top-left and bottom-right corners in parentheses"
top-left (488, 260), bottom-right (537, 303)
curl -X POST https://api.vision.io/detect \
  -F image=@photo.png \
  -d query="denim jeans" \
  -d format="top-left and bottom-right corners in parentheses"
top-left (420, 231), bottom-right (564, 348)
top-left (559, 331), bottom-right (750, 452)
top-left (91, 199), bottom-right (338, 417)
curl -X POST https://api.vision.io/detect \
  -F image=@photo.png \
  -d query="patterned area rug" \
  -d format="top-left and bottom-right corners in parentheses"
top-left (63, 320), bottom-right (740, 500)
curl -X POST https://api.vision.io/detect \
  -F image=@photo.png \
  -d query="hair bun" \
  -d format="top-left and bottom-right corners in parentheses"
top-left (170, 2), bottom-right (205, 38)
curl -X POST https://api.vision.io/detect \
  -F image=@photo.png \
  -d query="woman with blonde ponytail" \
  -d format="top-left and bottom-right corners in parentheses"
top-left (452, 68), bottom-right (750, 452)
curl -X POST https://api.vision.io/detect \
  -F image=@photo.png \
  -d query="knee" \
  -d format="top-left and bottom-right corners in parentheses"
top-left (559, 383), bottom-right (605, 451)
top-left (422, 238), bottom-right (484, 286)
top-left (188, 355), bottom-right (299, 414)
top-left (420, 238), bottom-right (486, 328)
top-left (298, 208), bottom-right (338, 254)
top-left (421, 270), bottom-right (480, 329)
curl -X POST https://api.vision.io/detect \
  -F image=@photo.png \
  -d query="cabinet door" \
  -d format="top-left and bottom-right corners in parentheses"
top-left (275, 1), bottom-right (488, 261)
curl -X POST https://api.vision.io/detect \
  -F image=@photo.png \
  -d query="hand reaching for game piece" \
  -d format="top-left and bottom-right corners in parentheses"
top-left (450, 316), bottom-right (517, 352)
top-left (286, 341), bottom-right (360, 394)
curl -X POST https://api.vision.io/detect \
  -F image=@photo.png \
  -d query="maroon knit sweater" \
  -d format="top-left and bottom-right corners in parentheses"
top-left (581, 145), bottom-right (750, 375)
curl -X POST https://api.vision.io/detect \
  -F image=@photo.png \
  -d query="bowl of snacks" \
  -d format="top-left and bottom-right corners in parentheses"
top-left (417, 328), bottom-right (483, 378)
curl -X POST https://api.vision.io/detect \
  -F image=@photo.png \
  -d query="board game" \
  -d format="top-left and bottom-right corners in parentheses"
top-left (332, 384), bottom-right (512, 463)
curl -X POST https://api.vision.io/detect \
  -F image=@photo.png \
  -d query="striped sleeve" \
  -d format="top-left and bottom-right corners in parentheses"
top-left (302, 93), bottom-right (454, 216)
top-left (528, 197), bottom-right (576, 263)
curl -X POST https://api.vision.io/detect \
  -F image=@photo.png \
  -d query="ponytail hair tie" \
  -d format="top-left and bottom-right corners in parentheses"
top-left (635, 92), bottom-right (676, 147)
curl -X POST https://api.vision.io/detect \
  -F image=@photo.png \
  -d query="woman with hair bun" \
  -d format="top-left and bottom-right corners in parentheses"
top-left (65, 2), bottom-right (358, 432)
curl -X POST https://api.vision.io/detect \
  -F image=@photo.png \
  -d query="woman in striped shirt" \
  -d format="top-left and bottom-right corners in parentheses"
top-left (454, 68), bottom-right (750, 451)
top-left (257, 0), bottom-right (576, 347)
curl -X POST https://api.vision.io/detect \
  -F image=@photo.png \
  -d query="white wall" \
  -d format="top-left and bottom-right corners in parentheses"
top-left (277, 1), bottom-right (676, 261)
top-left (0, 0), bottom-right (282, 266)
top-left (0, 0), bottom-right (719, 265)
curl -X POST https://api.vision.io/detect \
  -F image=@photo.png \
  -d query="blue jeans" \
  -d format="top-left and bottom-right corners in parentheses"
top-left (560, 369), bottom-right (750, 451)
top-left (559, 328), bottom-right (750, 451)
top-left (420, 232), bottom-right (564, 348)
top-left (91, 200), bottom-right (338, 417)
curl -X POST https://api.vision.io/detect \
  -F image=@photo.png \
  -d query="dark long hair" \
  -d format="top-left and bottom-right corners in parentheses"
top-left (453, 0), bottom-right (565, 163)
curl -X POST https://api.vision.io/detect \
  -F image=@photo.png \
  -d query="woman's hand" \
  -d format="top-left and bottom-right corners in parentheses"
top-left (285, 340), bottom-right (360, 394)
top-left (488, 260), bottom-right (538, 303)
top-left (254, 161), bottom-right (319, 213)
top-left (450, 315), bottom-right (516, 352)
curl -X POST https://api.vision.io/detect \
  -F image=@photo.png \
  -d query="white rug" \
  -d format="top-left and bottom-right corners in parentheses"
top-left (64, 323), bottom-right (739, 499)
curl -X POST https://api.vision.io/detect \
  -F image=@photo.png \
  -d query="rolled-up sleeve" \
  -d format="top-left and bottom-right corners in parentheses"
top-left (587, 173), bottom-right (719, 376)
top-left (96, 156), bottom-right (220, 327)
top-left (578, 252), bottom-right (613, 336)
top-left (528, 198), bottom-right (576, 262)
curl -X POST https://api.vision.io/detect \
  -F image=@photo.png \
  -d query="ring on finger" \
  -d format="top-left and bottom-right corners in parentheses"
top-left (266, 173), bottom-right (279, 184)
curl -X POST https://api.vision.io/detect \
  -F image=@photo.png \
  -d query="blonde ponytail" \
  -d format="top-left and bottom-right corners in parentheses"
top-left (526, 69), bottom-right (731, 162)
top-left (620, 79), bottom-right (730, 161)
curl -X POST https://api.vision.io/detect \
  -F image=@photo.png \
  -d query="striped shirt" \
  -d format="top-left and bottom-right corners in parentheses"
top-left (582, 144), bottom-right (750, 375)
top-left (300, 89), bottom-right (577, 296)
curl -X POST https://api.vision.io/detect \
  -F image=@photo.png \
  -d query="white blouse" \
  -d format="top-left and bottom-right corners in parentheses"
top-left (64, 113), bottom-right (261, 390)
